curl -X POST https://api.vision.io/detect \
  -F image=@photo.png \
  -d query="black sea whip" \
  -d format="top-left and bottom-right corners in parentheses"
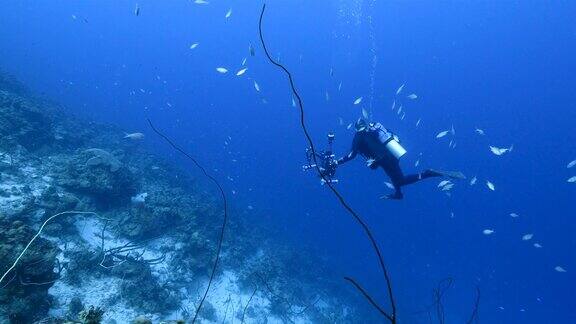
top-left (258, 4), bottom-right (396, 322)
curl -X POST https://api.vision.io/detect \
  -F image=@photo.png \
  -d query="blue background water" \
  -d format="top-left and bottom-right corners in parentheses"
top-left (1, 1), bottom-right (575, 322)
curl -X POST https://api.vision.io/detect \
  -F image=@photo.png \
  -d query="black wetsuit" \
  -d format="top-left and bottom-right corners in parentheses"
top-left (337, 125), bottom-right (440, 198)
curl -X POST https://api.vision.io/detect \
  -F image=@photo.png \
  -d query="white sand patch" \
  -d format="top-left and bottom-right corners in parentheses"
top-left (73, 217), bottom-right (174, 279)
top-left (47, 220), bottom-right (330, 322)
top-left (74, 217), bottom-right (107, 248)
top-left (170, 271), bottom-right (313, 323)
top-left (47, 218), bottom-right (178, 322)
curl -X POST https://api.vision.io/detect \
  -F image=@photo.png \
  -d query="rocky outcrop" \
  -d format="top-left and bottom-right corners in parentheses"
top-left (0, 219), bottom-right (60, 323)
top-left (51, 150), bottom-right (137, 207)
top-left (0, 90), bottom-right (55, 151)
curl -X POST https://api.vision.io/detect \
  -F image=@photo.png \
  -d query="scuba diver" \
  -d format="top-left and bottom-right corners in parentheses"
top-left (336, 117), bottom-right (465, 200)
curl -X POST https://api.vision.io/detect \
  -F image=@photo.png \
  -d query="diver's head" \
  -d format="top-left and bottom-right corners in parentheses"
top-left (355, 117), bottom-right (369, 132)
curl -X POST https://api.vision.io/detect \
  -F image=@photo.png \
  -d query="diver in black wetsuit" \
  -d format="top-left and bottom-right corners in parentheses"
top-left (336, 118), bottom-right (464, 200)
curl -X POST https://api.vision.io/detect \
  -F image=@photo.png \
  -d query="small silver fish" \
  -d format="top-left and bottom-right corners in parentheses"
top-left (236, 68), bottom-right (248, 76)
top-left (486, 181), bottom-right (495, 191)
top-left (124, 132), bottom-right (145, 140)
top-left (489, 145), bottom-right (513, 156)
top-left (441, 183), bottom-right (454, 191)
top-left (436, 130), bottom-right (450, 138)
top-left (555, 266), bottom-right (567, 273)
top-left (522, 234), bottom-right (533, 241)
top-left (438, 180), bottom-right (452, 188)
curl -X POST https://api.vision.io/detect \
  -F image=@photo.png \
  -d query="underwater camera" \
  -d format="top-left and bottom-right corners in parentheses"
top-left (303, 132), bottom-right (339, 185)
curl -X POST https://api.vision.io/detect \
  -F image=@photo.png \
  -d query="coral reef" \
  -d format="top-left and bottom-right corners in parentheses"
top-left (117, 182), bottom-right (198, 239)
top-left (52, 149), bottom-right (137, 206)
top-left (115, 260), bottom-right (178, 314)
top-left (0, 89), bottom-right (54, 151)
top-left (0, 219), bottom-right (60, 323)
top-left (0, 70), bottom-right (29, 96)
top-left (0, 71), bottom-right (374, 323)
top-left (78, 306), bottom-right (105, 324)
top-left (67, 296), bottom-right (85, 320)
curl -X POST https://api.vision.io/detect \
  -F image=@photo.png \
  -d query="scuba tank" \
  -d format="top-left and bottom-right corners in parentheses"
top-left (385, 137), bottom-right (407, 159)
top-left (373, 123), bottom-right (407, 160)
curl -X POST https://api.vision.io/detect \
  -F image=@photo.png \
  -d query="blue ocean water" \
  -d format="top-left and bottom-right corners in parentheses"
top-left (1, 0), bottom-right (575, 322)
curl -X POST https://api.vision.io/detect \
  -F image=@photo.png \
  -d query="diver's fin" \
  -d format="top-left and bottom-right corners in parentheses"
top-left (429, 169), bottom-right (466, 180)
